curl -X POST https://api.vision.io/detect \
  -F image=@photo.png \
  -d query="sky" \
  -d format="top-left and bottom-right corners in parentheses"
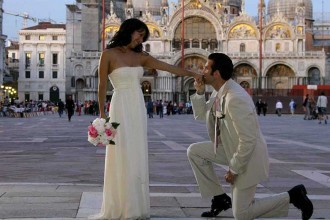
top-left (3, 0), bottom-right (330, 41)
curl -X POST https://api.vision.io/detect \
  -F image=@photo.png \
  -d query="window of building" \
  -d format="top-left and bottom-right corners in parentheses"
top-left (12, 53), bottom-right (16, 59)
top-left (52, 36), bottom-right (58, 40)
top-left (25, 71), bottom-right (31, 78)
top-left (210, 39), bottom-right (218, 50)
top-left (39, 71), bottom-right (44, 78)
top-left (38, 93), bottom-right (44, 101)
top-left (174, 17), bottom-right (216, 42)
top-left (71, 76), bottom-right (76, 87)
top-left (25, 52), bottom-right (31, 67)
top-left (240, 43), bottom-right (246, 52)
top-left (39, 52), bottom-right (45, 66)
top-left (25, 93), bottom-right (30, 102)
top-left (192, 39), bottom-right (199, 48)
top-left (39, 35), bottom-right (45, 40)
top-left (276, 43), bottom-right (281, 52)
top-left (25, 35), bottom-right (31, 40)
top-left (145, 44), bottom-right (150, 52)
top-left (52, 53), bottom-right (58, 65)
top-left (52, 71), bottom-right (58, 79)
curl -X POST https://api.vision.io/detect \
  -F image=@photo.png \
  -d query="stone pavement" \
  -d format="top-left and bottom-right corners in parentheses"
top-left (0, 113), bottom-right (329, 219)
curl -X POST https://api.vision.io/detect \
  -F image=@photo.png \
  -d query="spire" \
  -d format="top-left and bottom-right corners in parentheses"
top-left (241, 0), bottom-right (245, 14)
top-left (161, 0), bottom-right (168, 8)
top-left (126, 0), bottom-right (133, 8)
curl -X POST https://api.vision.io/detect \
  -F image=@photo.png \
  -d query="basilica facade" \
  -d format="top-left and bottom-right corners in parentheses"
top-left (65, 0), bottom-right (327, 103)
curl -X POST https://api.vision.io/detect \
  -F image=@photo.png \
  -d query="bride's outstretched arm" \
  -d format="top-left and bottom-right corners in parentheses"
top-left (98, 51), bottom-right (111, 118)
top-left (140, 53), bottom-right (202, 80)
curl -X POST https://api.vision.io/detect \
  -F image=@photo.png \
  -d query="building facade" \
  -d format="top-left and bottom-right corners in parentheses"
top-left (18, 22), bottom-right (66, 102)
top-left (0, 0), bottom-right (7, 100)
top-left (65, 0), bottom-right (327, 103)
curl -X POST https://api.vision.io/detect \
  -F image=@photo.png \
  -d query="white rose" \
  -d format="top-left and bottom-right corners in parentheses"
top-left (93, 118), bottom-right (106, 133)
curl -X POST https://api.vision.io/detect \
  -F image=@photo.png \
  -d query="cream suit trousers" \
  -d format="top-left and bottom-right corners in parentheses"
top-left (187, 141), bottom-right (290, 220)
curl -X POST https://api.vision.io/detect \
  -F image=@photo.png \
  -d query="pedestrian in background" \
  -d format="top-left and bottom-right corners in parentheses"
top-left (289, 99), bottom-right (296, 115)
top-left (58, 99), bottom-right (64, 117)
top-left (255, 98), bottom-right (263, 116)
top-left (275, 100), bottom-right (283, 116)
top-left (316, 91), bottom-right (328, 124)
top-left (303, 94), bottom-right (311, 120)
top-left (262, 100), bottom-right (268, 116)
top-left (65, 96), bottom-right (75, 122)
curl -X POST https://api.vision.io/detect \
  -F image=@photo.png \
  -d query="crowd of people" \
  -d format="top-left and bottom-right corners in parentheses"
top-left (146, 100), bottom-right (193, 118)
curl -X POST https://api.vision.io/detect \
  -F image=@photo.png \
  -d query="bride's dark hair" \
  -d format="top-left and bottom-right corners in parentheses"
top-left (106, 18), bottom-right (150, 52)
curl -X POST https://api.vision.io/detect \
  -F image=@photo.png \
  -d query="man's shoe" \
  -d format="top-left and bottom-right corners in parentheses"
top-left (201, 194), bottom-right (232, 217)
top-left (288, 184), bottom-right (313, 220)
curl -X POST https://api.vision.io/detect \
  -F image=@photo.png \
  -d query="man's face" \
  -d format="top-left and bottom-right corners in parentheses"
top-left (202, 60), bottom-right (215, 85)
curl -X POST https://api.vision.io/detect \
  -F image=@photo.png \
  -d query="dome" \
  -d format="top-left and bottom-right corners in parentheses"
top-left (267, 0), bottom-right (313, 21)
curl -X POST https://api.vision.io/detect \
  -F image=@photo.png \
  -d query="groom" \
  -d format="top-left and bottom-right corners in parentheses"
top-left (187, 53), bottom-right (313, 219)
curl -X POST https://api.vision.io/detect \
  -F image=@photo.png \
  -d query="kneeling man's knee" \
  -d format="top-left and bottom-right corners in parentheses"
top-left (187, 143), bottom-right (200, 158)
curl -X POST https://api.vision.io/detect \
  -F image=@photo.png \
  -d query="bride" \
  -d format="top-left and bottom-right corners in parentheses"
top-left (91, 18), bottom-right (201, 220)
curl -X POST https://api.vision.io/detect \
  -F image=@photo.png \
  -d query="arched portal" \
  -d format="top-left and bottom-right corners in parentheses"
top-left (173, 17), bottom-right (217, 50)
top-left (76, 78), bottom-right (85, 102)
top-left (308, 67), bottom-right (320, 85)
top-left (233, 63), bottom-right (257, 88)
top-left (266, 64), bottom-right (295, 89)
top-left (141, 81), bottom-right (152, 101)
top-left (49, 86), bottom-right (59, 103)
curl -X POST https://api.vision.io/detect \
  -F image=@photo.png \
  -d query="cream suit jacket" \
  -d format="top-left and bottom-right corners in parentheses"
top-left (190, 79), bottom-right (269, 190)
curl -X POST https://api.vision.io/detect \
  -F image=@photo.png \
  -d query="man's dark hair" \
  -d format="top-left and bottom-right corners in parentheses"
top-left (208, 53), bottom-right (233, 80)
top-left (320, 91), bottom-right (325, 96)
top-left (106, 18), bottom-right (150, 52)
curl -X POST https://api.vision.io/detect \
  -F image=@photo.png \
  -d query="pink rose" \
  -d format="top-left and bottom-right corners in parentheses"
top-left (88, 125), bottom-right (98, 138)
top-left (105, 129), bottom-right (112, 137)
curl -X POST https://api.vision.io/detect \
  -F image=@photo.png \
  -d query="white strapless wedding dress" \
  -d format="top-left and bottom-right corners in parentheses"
top-left (90, 66), bottom-right (150, 220)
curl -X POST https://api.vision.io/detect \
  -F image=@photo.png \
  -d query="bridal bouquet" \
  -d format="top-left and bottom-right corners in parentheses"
top-left (88, 117), bottom-right (120, 146)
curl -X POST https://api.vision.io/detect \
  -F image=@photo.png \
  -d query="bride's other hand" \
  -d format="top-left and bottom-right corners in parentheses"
top-left (194, 77), bottom-right (205, 95)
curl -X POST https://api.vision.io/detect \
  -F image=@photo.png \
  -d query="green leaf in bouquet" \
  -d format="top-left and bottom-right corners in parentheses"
top-left (109, 140), bottom-right (115, 145)
top-left (111, 122), bottom-right (120, 129)
top-left (105, 117), bottom-right (110, 123)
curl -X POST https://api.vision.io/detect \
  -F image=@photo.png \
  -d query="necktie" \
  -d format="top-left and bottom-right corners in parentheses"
top-left (213, 97), bottom-right (220, 154)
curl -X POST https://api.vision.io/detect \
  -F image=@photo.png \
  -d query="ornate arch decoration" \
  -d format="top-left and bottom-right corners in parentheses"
top-left (306, 65), bottom-right (324, 77)
top-left (74, 64), bottom-right (84, 75)
top-left (233, 62), bottom-right (258, 77)
top-left (103, 24), bottom-right (120, 41)
top-left (265, 63), bottom-right (295, 77)
top-left (92, 66), bottom-right (99, 77)
top-left (146, 23), bottom-right (162, 39)
top-left (168, 7), bottom-right (223, 40)
top-left (171, 48), bottom-right (209, 66)
top-left (76, 78), bottom-right (85, 90)
top-left (227, 23), bottom-right (258, 39)
top-left (264, 23), bottom-right (294, 40)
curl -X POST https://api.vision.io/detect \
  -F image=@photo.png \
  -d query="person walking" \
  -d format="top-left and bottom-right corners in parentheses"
top-left (65, 96), bottom-right (75, 122)
top-left (57, 99), bottom-right (64, 117)
top-left (94, 18), bottom-right (201, 220)
top-left (159, 100), bottom-right (164, 118)
top-left (303, 94), bottom-right (311, 120)
top-left (187, 53), bottom-right (313, 220)
top-left (316, 91), bottom-right (328, 124)
top-left (262, 100), bottom-right (268, 116)
top-left (289, 99), bottom-right (296, 115)
top-left (275, 100), bottom-right (283, 116)
top-left (255, 99), bottom-right (263, 116)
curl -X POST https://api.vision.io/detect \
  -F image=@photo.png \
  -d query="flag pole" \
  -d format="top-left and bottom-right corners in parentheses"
top-left (181, 0), bottom-right (185, 68)
top-left (102, 0), bottom-right (106, 50)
